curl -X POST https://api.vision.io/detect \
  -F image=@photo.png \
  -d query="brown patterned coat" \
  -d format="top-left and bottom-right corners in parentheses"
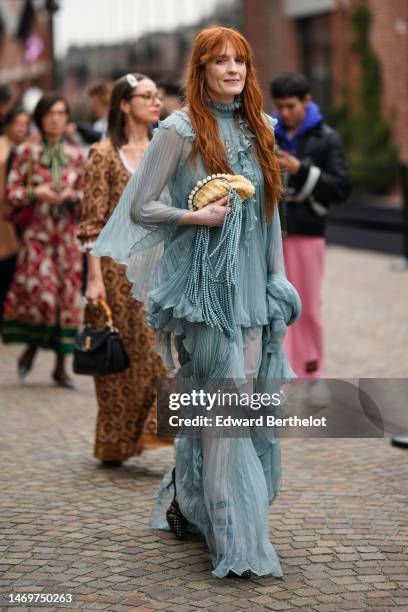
top-left (78, 139), bottom-right (169, 460)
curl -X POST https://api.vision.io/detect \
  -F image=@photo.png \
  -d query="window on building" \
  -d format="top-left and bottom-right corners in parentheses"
top-left (296, 13), bottom-right (333, 111)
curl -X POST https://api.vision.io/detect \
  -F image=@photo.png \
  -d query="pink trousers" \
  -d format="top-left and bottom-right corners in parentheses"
top-left (283, 236), bottom-right (326, 379)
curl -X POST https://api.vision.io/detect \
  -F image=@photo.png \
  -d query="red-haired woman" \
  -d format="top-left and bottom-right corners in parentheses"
top-left (93, 27), bottom-right (301, 579)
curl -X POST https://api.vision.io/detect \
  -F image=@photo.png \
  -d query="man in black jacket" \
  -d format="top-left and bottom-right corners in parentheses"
top-left (271, 73), bottom-right (352, 403)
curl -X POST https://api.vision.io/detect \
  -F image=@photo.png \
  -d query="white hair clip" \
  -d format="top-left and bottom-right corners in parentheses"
top-left (126, 74), bottom-right (138, 88)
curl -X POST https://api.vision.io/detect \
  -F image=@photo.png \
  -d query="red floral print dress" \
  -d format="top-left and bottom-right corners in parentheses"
top-left (2, 140), bottom-right (85, 354)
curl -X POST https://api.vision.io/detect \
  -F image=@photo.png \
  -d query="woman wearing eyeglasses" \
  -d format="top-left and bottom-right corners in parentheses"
top-left (78, 74), bottom-right (169, 466)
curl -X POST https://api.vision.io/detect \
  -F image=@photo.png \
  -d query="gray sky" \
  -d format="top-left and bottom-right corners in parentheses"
top-left (54, 0), bottom-right (226, 57)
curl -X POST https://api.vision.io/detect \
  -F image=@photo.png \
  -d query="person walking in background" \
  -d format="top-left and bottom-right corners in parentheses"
top-left (75, 81), bottom-right (112, 145)
top-left (2, 94), bottom-right (85, 388)
top-left (0, 106), bottom-right (30, 325)
top-left (271, 73), bottom-right (352, 405)
top-left (157, 82), bottom-right (182, 120)
top-left (77, 73), bottom-right (170, 467)
top-left (93, 28), bottom-right (300, 579)
top-left (87, 80), bottom-right (111, 137)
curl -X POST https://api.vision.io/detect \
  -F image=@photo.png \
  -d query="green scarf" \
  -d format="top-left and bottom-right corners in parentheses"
top-left (40, 141), bottom-right (69, 190)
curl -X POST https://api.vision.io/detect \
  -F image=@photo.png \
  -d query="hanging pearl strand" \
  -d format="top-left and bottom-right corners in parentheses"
top-left (184, 186), bottom-right (243, 339)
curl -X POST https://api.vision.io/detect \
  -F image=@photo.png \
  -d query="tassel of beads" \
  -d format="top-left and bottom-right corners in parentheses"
top-left (184, 189), bottom-right (243, 339)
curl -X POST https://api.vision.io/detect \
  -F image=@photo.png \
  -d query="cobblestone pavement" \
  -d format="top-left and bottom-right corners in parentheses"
top-left (1, 246), bottom-right (408, 611)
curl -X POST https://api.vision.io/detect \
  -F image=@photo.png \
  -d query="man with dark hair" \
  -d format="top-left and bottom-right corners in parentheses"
top-left (72, 81), bottom-right (112, 145)
top-left (86, 80), bottom-right (112, 136)
top-left (157, 82), bottom-right (182, 120)
top-left (271, 72), bottom-right (352, 405)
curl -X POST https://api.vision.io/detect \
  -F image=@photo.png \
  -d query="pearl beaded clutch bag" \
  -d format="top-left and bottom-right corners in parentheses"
top-left (187, 174), bottom-right (255, 211)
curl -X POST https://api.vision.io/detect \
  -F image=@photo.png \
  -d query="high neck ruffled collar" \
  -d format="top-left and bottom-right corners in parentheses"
top-left (208, 96), bottom-right (241, 117)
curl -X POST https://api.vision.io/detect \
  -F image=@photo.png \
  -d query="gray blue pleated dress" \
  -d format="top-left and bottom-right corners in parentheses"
top-left (93, 98), bottom-right (301, 578)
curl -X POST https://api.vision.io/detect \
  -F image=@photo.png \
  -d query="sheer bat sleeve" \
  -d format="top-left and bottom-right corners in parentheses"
top-left (92, 123), bottom-right (187, 264)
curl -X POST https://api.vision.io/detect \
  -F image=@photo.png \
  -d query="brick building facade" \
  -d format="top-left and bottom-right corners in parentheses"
top-left (242, 0), bottom-right (408, 164)
top-left (0, 0), bottom-right (56, 96)
top-left (58, 0), bottom-right (407, 165)
top-left (10, 0), bottom-right (402, 167)
top-left (59, 2), bottom-right (240, 118)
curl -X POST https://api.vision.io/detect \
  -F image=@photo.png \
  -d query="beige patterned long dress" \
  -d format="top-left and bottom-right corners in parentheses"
top-left (78, 139), bottom-right (171, 461)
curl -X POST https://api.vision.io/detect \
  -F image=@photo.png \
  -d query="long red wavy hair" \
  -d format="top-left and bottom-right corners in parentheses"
top-left (185, 26), bottom-right (282, 223)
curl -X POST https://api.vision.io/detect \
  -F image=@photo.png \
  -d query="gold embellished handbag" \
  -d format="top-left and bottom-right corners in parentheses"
top-left (187, 173), bottom-right (255, 210)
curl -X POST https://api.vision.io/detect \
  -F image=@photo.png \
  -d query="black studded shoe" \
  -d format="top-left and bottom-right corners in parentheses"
top-left (227, 569), bottom-right (253, 579)
top-left (166, 468), bottom-right (188, 539)
top-left (101, 460), bottom-right (123, 468)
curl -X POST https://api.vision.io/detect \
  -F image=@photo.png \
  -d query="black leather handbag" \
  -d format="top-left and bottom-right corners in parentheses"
top-left (73, 299), bottom-right (130, 376)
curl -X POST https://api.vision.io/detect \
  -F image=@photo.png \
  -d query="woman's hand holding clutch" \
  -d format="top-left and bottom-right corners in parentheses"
top-left (178, 195), bottom-right (228, 227)
top-left (178, 174), bottom-right (255, 227)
